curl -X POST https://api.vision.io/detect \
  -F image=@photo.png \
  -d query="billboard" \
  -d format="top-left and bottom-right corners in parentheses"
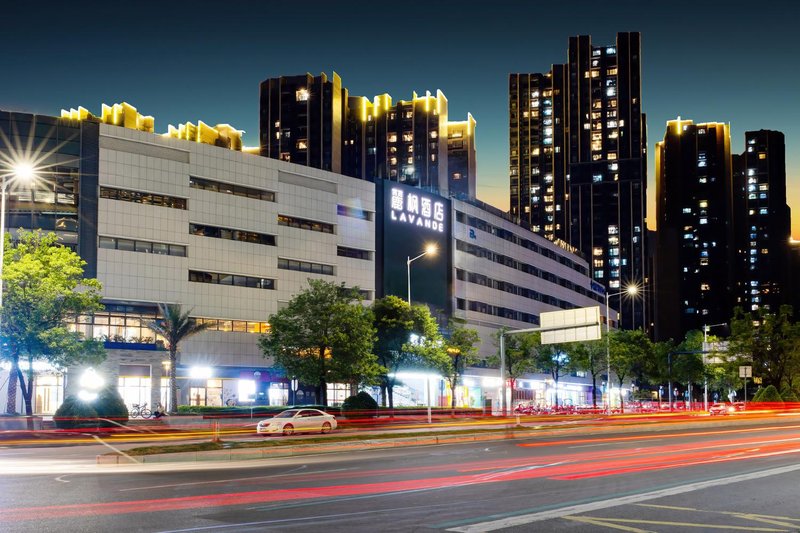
top-left (376, 180), bottom-right (451, 314)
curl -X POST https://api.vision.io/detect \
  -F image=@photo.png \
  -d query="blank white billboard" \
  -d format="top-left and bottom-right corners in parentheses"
top-left (540, 306), bottom-right (601, 330)
top-left (541, 324), bottom-right (602, 345)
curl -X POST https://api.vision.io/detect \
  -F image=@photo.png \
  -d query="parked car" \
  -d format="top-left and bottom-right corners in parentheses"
top-left (709, 403), bottom-right (736, 416)
top-left (256, 408), bottom-right (337, 436)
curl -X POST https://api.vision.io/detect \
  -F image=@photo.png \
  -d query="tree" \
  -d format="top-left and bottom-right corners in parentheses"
top-left (570, 336), bottom-right (607, 408)
top-left (436, 319), bottom-right (480, 412)
top-left (145, 303), bottom-right (210, 414)
top-left (488, 329), bottom-right (537, 407)
top-left (1, 230), bottom-right (105, 416)
top-left (260, 279), bottom-right (378, 406)
top-left (371, 296), bottom-right (440, 408)
top-left (531, 333), bottom-right (571, 407)
top-left (608, 329), bottom-right (651, 412)
top-left (728, 306), bottom-right (798, 390)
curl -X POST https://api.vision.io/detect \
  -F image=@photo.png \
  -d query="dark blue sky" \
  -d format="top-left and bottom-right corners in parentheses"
top-left (3, 0), bottom-right (798, 236)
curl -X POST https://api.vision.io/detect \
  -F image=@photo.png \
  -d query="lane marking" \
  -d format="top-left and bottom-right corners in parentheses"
top-left (572, 516), bottom-right (787, 531)
top-left (445, 462), bottom-right (800, 532)
top-left (55, 475), bottom-right (70, 483)
top-left (636, 503), bottom-right (800, 526)
top-left (92, 435), bottom-right (138, 464)
top-left (563, 516), bottom-right (654, 532)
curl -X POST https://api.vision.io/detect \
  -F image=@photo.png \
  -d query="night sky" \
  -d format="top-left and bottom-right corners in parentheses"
top-left (3, 0), bottom-right (798, 237)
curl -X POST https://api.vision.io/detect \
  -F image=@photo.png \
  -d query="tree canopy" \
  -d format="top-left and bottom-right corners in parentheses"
top-left (260, 279), bottom-right (378, 405)
top-left (1, 230), bottom-right (105, 415)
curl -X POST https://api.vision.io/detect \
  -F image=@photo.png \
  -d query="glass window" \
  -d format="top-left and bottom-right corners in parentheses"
top-left (117, 239), bottom-right (135, 251)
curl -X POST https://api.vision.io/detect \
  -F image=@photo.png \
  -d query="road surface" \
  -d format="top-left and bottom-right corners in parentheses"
top-left (2, 416), bottom-right (800, 532)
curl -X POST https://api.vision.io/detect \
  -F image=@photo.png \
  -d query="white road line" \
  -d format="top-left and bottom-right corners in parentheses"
top-left (446, 462), bottom-right (800, 532)
top-left (91, 435), bottom-right (139, 464)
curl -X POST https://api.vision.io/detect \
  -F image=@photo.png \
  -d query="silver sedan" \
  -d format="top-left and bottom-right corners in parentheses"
top-left (256, 408), bottom-right (337, 436)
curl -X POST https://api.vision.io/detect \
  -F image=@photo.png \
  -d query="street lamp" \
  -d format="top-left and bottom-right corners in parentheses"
top-left (605, 284), bottom-right (639, 415)
top-left (0, 162), bottom-right (38, 308)
top-left (406, 243), bottom-right (437, 305)
top-left (702, 322), bottom-right (726, 410)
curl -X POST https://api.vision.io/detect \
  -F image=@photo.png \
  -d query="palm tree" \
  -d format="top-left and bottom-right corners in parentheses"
top-left (146, 303), bottom-right (210, 414)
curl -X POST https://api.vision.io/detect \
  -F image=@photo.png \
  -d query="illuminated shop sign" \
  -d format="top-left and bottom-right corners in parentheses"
top-left (389, 187), bottom-right (445, 233)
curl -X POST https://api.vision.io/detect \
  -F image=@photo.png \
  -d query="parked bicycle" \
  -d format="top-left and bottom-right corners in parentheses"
top-left (129, 402), bottom-right (151, 418)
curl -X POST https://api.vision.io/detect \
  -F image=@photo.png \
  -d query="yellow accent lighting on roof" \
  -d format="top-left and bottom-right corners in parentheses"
top-left (164, 120), bottom-right (244, 151)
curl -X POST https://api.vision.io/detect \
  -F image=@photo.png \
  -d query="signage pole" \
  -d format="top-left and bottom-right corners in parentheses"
top-left (500, 333), bottom-right (506, 416)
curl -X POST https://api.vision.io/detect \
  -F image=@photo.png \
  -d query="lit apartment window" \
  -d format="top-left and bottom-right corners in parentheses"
top-left (403, 132), bottom-right (413, 142)
top-left (295, 88), bottom-right (309, 102)
top-left (296, 139), bottom-right (307, 150)
top-left (758, 153), bottom-right (766, 160)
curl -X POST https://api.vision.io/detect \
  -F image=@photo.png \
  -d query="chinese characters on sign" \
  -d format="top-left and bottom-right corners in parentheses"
top-left (389, 188), bottom-right (445, 233)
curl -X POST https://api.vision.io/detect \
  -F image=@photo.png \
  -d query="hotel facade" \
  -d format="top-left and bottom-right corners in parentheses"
top-left (1, 104), bottom-right (611, 415)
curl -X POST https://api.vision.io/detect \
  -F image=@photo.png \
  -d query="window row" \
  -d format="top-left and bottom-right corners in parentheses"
top-left (189, 176), bottom-right (275, 202)
top-left (456, 269), bottom-right (577, 310)
top-left (190, 223), bottom-right (276, 246)
top-left (100, 187), bottom-right (187, 209)
top-left (337, 204), bottom-right (372, 221)
top-left (456, 298), bottom-right (539, 325)
top-left (192, 317), bottom-right (271, 334)
top-left (189, 270), bottom-right (276, 290)
top-left (337, 246), bottom-right (372, 261)
top-left (455, 211), bottom-right (588, 276)
top-left (278, 257), bottom-right (335, 276)
top-left (99, 236), bottom-right (187, 257)
top-left (278, 214), bottom-right (335, 234)
top-left (456, 240), bottom-right (603, 305)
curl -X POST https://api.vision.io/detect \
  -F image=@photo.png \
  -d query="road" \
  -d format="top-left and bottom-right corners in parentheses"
top-left (2, 416), bottom-right (800, 532)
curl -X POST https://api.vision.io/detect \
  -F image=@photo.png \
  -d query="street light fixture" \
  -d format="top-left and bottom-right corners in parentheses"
top-left (406, 243), bottom-right (437, 305)
top-left (702, 322), bottom-right (726, 410)
top-left (604, 284), bottom-right (639, 415)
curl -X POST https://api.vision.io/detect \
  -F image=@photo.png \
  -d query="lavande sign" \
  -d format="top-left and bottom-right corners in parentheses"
top-left (389, 187), bottom-right (445, 233)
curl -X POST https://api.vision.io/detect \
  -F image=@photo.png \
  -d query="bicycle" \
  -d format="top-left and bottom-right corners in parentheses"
top-left (129, 402), bottom-right (151, 418)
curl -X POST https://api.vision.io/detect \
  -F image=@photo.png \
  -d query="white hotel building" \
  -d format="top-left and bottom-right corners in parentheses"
top-left (0, 107), bottom-right (615, 414)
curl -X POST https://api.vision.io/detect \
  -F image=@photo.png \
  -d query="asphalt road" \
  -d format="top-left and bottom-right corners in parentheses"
top-left (2, 417), bottom-right (800, 532)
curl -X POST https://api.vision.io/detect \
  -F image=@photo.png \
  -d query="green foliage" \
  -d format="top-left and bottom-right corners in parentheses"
top-left (753, 384), bottom-right (783, 403)
top-left (728, 306), bottom-right (799, 389)
top-left (93, 386), bottom-right (129, 427)
top-left (54, 396), bottom-right (99, 429)
top-left (570, 336), bottom-right (608, 407)
top-left (371, 296), bottom-right (444, 407)
top-left (146, 303), bottom-right (210, 414)
top-left (260, 280), bottom-right (378, 406)
top-left (435, 319), bottom-right (481, 409)
top-left (1, 230), bottom-right (105, 416)
top-left (342, 391), bottom-right (379, 414)
top-left (780, 387), bottom-right (799, 402)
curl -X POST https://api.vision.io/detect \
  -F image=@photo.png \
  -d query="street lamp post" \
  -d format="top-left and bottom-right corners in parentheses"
top-left (406, 243), bottom-right (437, 305)
top-left (604, 285), bottom-right (638, 415)
top-left (702, 323), bottom-right (726, 410)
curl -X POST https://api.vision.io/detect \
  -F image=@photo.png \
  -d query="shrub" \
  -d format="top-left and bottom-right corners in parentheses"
top-left (754, 384), bottom-right (783, 404)
top-left (752, 387), bottom-right (764, 402)
top-left (54, 396), bottom-right (99, 429)
top-left (780, 387), bottom-right (799, 402)
top-left (342, 391), bottom-right (378, 417)
top-left (94, 386), bottom-right (129, 427)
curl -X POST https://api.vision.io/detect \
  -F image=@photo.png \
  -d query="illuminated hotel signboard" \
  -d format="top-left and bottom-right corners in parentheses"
top-left (389, 187), bottom-right (446, 233)
top-left (377, 180), bottom-right (451, 313)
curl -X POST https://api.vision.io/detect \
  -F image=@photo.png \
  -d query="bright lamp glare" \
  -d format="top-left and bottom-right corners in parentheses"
top-left (13, 163), bottom-right (36, 182)
top-left (78, 390), bottom-right (98, 402)
top-left (626, 286), bottom-right (638, 295)
top-left (79, 368), bottom-right (104, 390)
top-left (425, 243), bottom-right (438, 255)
